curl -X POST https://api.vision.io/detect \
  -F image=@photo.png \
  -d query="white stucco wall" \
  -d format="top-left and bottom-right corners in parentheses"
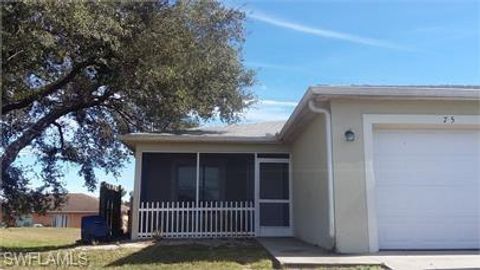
top-left (291, 115), bottom-right (333, 249)
top-left (330, 99), bottom-right (480, 253)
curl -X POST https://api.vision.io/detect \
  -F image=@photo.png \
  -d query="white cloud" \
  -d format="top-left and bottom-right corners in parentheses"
top-left (241, 99), bottom-right (297, 123)
top-left (249, 11), bottom-right (408, 50)
top-left (259, 99), bottom-right (298, 107)
top-left (245, 61), bottom-right (303, 71)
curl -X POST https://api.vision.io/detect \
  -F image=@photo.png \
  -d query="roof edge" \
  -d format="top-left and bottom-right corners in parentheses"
top-left (277, 88), bottom-right (315, 140)
top-left (120, 134), bottom-right (282, 149)
top-left (278, 85), bottom-right (480, 141)
top-left (310, 85), bottom-right (480, 100)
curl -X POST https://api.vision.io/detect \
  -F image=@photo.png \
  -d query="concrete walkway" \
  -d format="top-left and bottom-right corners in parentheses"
top-left (258, 237), bottom-right (480, 270)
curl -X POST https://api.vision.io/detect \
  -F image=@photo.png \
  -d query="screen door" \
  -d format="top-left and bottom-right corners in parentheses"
top-left (256, 158), bottom-right (292, 236)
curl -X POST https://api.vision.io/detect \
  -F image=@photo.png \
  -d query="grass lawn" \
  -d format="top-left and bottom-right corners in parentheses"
top-left (0, 228), bottom-right (272, 269)
top-left (79, 242), bottom-right (272, 270)
top-left (0, 228), bottom-right (383, 269)
top-left (0, 227), bottom-right (80, 252)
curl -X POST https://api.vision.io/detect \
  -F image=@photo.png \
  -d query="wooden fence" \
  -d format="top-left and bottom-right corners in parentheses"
top-left (99, 182), bottom-right (123, 238)
top-left (137, 201), bottom-right (255, 238)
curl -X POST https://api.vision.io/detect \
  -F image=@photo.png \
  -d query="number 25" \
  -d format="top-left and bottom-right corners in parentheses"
top-left (443, 116), bottom-right (455, 124)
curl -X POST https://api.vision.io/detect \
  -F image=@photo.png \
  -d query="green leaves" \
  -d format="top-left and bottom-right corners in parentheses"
top-left (1, 0), bottom-right (254, 218)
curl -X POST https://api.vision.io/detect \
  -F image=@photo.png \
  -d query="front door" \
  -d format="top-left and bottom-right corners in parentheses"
top-left (256, 158), bottom-right (292, 236)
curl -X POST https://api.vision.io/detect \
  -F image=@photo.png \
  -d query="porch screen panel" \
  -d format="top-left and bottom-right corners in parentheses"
top-left (259, 163), bottom-right (289, 199)
top-left (141, 153), bottom-right (196, 202)
top-left (199, 154), bottom-right (254, 201)
top-left (260, 203), bottom-right (289, 226)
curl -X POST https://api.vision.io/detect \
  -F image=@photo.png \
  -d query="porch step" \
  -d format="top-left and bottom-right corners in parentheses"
top-left (257, 237), bottom-right (389, 269)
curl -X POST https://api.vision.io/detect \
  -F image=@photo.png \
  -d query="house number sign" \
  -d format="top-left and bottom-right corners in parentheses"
top-left (442, 116), bottom-right (456, 124)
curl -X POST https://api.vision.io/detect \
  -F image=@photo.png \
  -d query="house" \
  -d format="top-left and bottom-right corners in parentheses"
top-left (4, 192), bottom-right (130, 230)
top-left (121, 85), bottom-right (480, 253)
top-left (31, 193), bottom-right (99, 228)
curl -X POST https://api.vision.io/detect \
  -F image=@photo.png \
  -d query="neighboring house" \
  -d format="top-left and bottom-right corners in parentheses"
top-left (121, 85), bottom-right (480, 253)
top-left (16, 215), bottom-right (33, 227)
top-left (120, 204), bottom-right (130, 234)
top-left (32, 193), bottom-right (99, 228)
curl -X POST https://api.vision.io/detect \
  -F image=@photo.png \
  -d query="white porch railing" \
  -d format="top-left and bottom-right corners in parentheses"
top-left (137, 201), bottom-right (255, 238)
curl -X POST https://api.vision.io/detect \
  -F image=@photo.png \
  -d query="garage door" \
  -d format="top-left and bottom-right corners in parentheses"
top-left (374, 128), bottom-right (480, 250)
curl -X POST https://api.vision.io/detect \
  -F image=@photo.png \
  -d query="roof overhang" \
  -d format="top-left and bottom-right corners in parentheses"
top-left (310, 85), bottom-right (480, 101)
top-left (278, 85), bottom-right (480, 141)
top-left (120, 133), bottom-right (281, 151)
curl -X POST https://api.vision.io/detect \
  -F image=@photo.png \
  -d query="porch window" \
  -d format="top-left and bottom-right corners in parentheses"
top-left (199, 153), bottom-right (254, 202)
top-left (200, 166), bottom-right (221, 201)
top-left (141, 153), bottom-right (197, 202)
top-left (140, 153), bottom-right (254, 202)
top-left (176, 165), bottom-right (196, 201)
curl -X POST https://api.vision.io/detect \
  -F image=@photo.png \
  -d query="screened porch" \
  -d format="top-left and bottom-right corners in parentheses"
top-left (135, 152), bottom-right (291, 239)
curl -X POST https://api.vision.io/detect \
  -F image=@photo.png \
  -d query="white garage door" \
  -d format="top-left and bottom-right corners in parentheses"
top-left (374, 128), bottom-right (480, 250)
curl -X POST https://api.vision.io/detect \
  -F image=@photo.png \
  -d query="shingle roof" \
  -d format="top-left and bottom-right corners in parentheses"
top-left (121, 85), bottom-right (480, 148)
top-left (190, 121), bottom-right (285, 137)
top-left (121, 121), bottom-right (285, 146)
top-left (51, 193), bottom-right (99, 213)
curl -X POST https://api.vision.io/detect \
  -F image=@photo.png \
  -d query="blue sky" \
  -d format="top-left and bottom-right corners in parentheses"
top-left (21, 0), bottom-right (480, 196)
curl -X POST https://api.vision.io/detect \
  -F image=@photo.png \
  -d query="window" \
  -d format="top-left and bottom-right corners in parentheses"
top-left (141, 153), bottom-right (197, 202)
top-left (15, 215), bottom-right (33, 227)
top-left (200, 154), bottom-right (254, 202)
top-left (201, 166), bottom-right (221, 201)
top-left (176, 166), bottom-right (196, 201)
top-left (53, 214), bottom-right (68, 227)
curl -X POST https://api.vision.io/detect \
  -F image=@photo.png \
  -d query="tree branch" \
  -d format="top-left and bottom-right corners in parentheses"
top-left (2, 59), bottom-right (97, 115)
top-left (1, 92), bottom-right (113, 172)
top-left (104, 104), bottom-right (140, 130)
top-left (5, 49), bottom-right (24, 63)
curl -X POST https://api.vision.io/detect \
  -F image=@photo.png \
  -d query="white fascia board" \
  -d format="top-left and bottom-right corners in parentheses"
top-left (310, 86), bottom-right (480, 100)
top-left (119, 134), bottom-right (281, 148)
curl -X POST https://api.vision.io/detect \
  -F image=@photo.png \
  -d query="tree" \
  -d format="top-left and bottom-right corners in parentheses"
top-left (1, 0), bottom-right (254, 221)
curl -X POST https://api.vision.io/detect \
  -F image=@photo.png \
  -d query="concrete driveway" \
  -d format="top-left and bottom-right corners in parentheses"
top-left (258, 237), bottom-right (480, 270)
